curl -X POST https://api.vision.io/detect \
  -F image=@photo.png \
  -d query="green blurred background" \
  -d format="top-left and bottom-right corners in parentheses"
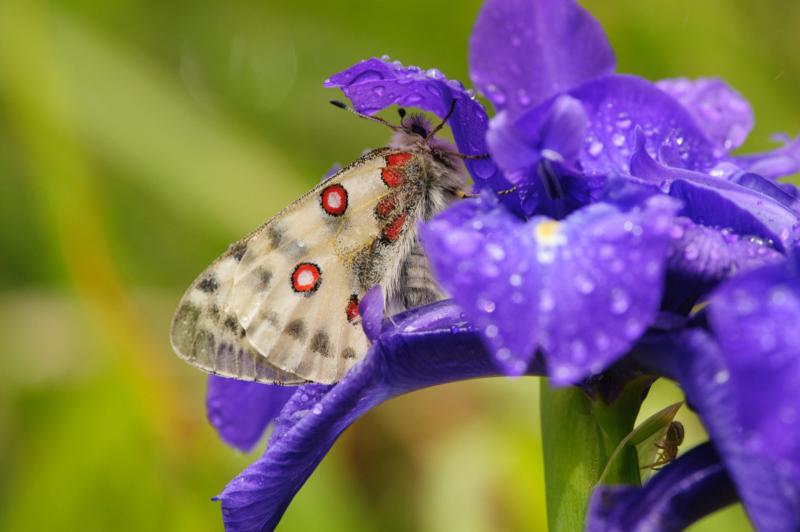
top-left (1, 0), bottom-right (797, 530)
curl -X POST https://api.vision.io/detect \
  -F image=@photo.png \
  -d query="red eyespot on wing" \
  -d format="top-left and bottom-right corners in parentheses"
top-left (345, 294), bottom-right (360, 322)
top-left (386, 152), bottom-right (413, 167)
top-left (320, 184), bottom-right (348, 216)
top-left (291, 263), bottom-right (322, 293)
top-left (382, 152), bottom-right (413, 188)
top-left (381, 167), bottom-right (404, 188)
top-left (382, 214), bottom-right (406, 243)
top-left (375, 196), bottom-right (397, 219)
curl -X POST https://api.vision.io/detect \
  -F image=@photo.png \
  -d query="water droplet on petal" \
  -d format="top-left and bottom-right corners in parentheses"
top-left (425, 68), bottom-right (442, 79)
top-left (477, 297), bottom-right (496, 313)
top-left (588, 141), bottom-right (604, 157)
top-left (485, 324), bottom-right (499, 338)
top-left (610, 288), bottom-right (631, 314)
top-left (485, 243), bottom-right (506, 260)
top-left (570, 340), bottom-right (587, 362)
top-left (714, 370), bottom-right (730, 384)
top-left (612, 132), bottom-right (626, 147)
top-left (575, 275), bottom-right (595, 294)
top-left (486, 83), bottom-right (506, 105)
top-left (539, 290), bottom-right (555, 312)
top-left (372, 85), bottom-right (385, 96)
top-left (312, 403), bottom-right (324, 415)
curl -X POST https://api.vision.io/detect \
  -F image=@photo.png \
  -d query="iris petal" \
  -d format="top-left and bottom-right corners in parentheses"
top-left (676, 259), bottom-right (800, 531)
top-left (587, 443), bottom-right (737, 532)
top-left (657, 78), bottom-right (754, 153)
top-left (325, 58), bottom-right (510, 195)
top-left (421, 194), bottom-right (678, 384)
top-left (469, 0), bottom-right (615, 116)
top-left (214, 300), bottom-right (546, 531)
top-left (206, 376), bottom-right (295, 453)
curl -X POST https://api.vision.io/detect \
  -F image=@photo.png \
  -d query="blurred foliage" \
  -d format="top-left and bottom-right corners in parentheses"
top-left (0, 0), bottom-right (795, 529)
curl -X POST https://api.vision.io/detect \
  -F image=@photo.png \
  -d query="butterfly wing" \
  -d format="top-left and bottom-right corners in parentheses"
top-left (171, 147), bottom-right (425, 384)
top-left (170, 242), bottom-right (307, 384)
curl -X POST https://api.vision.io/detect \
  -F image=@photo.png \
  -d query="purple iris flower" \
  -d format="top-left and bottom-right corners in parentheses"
top-left (196, 0), bottom-right (800, 530)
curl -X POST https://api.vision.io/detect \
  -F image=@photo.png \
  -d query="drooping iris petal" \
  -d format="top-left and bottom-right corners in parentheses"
top-left (206, 376), bottom-right (295, 452)
top-left (469, 0), bottom-right (615, 116)
top-left (587, 442), bottom-right (738, 532)
top-left (657, 78), bottom-right (754, 153)
top-left (420, 193), bottom-right (678, 384)
top-left (676, 258), bottom-right (800, 531)
top-left (729, 172), bottom-right (800, 213)
top-left (630, 134), bottom-right (800, 251)
top-left (663, 217), bottom-right (785, 312)
top-left (325, 58), bottom-right (508, 194)
top-left (487, 95), bottom-right (588, 175)
top-left (214, 299), bottom-right (546, 531)
top-left (487, 95), bottom-right (601, 217)
top-left (736, 134), bottom-right (800, 180)
top-left (569, 75), bottom-right (718, 175)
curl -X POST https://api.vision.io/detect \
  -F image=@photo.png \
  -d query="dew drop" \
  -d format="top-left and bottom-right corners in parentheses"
top-left (497, 347), bottom-right (511, 361)
top-left (486, 83), bottom-right (507, 105)
top-left (477, 297), bottom-right (496, 313)
top-left (610, 288), bottom-right (631, 314)
top-left (588, 141), bottom-right (604, 157)
top-left (594, 332), bottom-right (610, 351)
top-left (517, 88), bottom-right (531, 106)
top-left (509, 273), bottom-right (523, 287)
top-left (485, 324), bottom-right (499, 338)
top-left (714, 370), bottom-right (730, 384)
top-left (612, 132), bottom-right (626, 147)
top-left (575, 275), bottom-right (595, 294)
top-left (683, 243), bottom-right (700, 260)
top-left (425, 68), bottom-right (442, 79)
top-left (539, 290), bottom-right (555, 312)
top-left (570, 340), bottom-right (588, 362)
top-left (312, 403), bottom-right (323, 415)
top-left (372, 85), bottom-right (385, 96)
top-left (485, 243), bottom-right (506, 261)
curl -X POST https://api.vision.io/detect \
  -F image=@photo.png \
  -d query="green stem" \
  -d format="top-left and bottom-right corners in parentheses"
top-left (540, 378), bottom-right (648, 531)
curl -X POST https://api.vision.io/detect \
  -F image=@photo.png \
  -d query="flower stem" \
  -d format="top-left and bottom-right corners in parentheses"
top-left (539, 378), bottom-right (648, 531)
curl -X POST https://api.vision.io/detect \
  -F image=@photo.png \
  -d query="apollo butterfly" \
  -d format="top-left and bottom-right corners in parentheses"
top-left (169, 101), bottom-right (471, 384)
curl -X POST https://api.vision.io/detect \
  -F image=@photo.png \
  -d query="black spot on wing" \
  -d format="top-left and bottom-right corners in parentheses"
top-left (197, 276), bottom-right (219, 293)
top-left (341, 347), bottom-right (357, 359)
top-left (310, 331), bottom-right (331, 357)
top-left (284, 319), bottom-right (307, 341)
top-left (229, 241), bottom-right (249, 261)
top-left (172, 302), bottom-right (202, 353)
top-left (223, 314), bottom-right (246, 338)
top-left (257, 268), bottom-right (273, 290)
top-left (268, 226), bottom-right (284, 249)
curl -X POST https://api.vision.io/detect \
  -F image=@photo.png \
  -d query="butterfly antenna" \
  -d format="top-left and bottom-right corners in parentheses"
top-left (330, 100), bottom-right (403, 133)
top-left (425, 99), bottom-right (457, 142)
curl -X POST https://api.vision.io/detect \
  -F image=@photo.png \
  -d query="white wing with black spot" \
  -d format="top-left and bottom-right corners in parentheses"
top-left (171, 147), bottom-right (426, 384)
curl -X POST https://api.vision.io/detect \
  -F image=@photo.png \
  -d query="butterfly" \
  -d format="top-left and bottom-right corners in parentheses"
top-left (170, 101), bottom-right (473, 384)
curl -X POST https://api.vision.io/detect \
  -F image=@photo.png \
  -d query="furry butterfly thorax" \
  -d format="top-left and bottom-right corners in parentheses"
top-left (170, 111), bottom-right (469, 384)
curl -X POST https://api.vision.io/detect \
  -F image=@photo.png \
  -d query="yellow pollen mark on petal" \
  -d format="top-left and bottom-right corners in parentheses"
top-left (534, 220), bottom-right (566, 246)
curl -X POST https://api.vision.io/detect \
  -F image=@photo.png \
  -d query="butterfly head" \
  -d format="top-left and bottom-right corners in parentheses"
top-left (393, 109), bottom-right (462, 162)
